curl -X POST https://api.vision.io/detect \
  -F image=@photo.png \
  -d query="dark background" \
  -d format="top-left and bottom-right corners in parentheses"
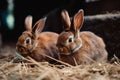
top-left (0, 0), bottom-right (119, 42)
top-left (0, 0), bottom-right (85, 42)
top-left (0, 0), bottom-right (120, 59)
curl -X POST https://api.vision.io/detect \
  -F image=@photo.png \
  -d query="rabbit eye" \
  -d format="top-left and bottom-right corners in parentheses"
top-left (68, 36), bottom-right (74, 43)
top-left (68, 37), bottom-right (73, 43)
top-left (26, 38), bottom-right (31, 44)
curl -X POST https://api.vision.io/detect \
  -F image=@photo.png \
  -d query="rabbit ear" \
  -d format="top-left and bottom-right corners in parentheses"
top-left (72, 9), bottom-right (84, 32)
top-left (25, 15), bottom-right (33, 31)
top-left (32, 17), bottom-right (46, 34)
top-left (61, 9), bottom-right (71, 30)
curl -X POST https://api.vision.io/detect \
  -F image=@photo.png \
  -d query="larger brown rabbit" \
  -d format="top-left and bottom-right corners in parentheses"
top-left (57, 9), bottom-right (108, 66)
top-left (16, 16), bottom-right (59, 64)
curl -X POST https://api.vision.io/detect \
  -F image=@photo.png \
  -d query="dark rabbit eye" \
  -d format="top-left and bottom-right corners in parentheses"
top-left (68, 36), bottom-right (74, 43)
top-left (68, 37), bottom-right (73, 43)
top-left (26, 38), bottom-right (31, 44)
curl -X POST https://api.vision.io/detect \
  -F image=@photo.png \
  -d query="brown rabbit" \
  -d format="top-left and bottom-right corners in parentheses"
top-left (16, 15), bottom-right (59, 64)
top-left (57, 9), bottom-right (108, 66)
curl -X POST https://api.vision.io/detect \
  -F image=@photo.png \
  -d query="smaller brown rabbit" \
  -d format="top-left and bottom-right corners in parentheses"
top-left (16, 15), bottom-right (59, 64)
top-left (57, 9), bottom-right (108, 65)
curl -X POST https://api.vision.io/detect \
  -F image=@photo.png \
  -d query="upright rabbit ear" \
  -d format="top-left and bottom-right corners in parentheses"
top-left (72, 9), bottom-right (84, 32)
top-left (32, 17), bottom-right (46, 34)
top-left (25, 15), bottom-right (33, 31)
top-left (61, 9), bottom-right (71, 31)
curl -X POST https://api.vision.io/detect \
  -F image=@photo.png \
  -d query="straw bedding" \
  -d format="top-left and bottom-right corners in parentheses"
top-left (0, 45), bottom-right (120, 80)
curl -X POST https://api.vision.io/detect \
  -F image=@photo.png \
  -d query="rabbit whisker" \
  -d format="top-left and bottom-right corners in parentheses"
top-left (72, 42), bottom-right (82, 53)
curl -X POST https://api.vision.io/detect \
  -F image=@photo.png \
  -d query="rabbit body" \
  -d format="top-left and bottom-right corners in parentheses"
top-left (57, 9), bottom-right (108, 65)
top-left (58, 31), bottom-right (108, 65)
top-left (16, 16), bottom-right (59, 63)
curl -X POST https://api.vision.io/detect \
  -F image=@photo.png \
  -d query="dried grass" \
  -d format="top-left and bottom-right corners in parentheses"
top-left (0, 46), bottom-right (120, 80)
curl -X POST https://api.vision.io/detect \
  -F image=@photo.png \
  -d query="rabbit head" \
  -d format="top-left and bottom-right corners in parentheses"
top-left (57, 9), bottom-right (84, 55)
top-left (16, 15), bottom-right (46, 57)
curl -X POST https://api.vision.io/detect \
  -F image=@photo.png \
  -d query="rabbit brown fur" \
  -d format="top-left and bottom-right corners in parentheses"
top-left (57, 9), bottom-right (108, 66)
top-left (16, 15), bottom-right (59, 63)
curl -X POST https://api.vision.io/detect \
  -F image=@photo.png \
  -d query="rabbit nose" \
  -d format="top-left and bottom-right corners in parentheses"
top-left (59, 48), bottom-right (63, 52)
top-left (59, 47), bottom-right (68, 53)
top-left (18, 47), bottom-right (24, 52)
top-left (16, 45), bottom-right (25, 53)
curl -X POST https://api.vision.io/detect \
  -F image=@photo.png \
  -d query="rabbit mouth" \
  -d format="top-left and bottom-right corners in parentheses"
top-left (58, 42), bottom-right (82, 55)
top-left (16, 45), bottom-right (29, 55)
top-left (16, 42), bottom-right (38, 56)
top-left (58, 47), bottom-right (71, 55)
